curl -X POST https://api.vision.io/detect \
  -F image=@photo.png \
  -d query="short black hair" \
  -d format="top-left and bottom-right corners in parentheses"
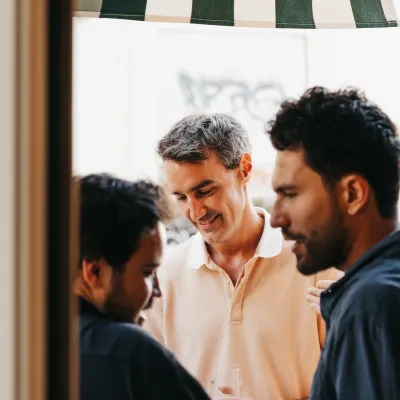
top-left (78, 173), bottom-right (171, 270)
top-left (267, 86), bottom-right (400, 219)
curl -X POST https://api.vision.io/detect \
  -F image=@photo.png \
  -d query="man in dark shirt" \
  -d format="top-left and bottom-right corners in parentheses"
top-left (76, 174), bottom-right (211, 400)
top-left (266, 87), bottom-right (400, 399)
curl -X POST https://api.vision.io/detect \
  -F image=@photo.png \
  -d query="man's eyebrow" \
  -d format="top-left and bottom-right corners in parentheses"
top-left (143, 263), bottom-right (160, 268)
top-left (273, 184), bottom-right (297, 193)
top-left (173, 180), bottom-right (215, 196)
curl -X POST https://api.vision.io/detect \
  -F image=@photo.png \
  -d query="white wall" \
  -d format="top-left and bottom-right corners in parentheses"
top-left (73, 19), bottom-right (159, 181)
top-left (307, 28), bottom-right (400, 125)
top-left (0, 0), bottom-right (16, 398)
top-left (73, 20), bottom-right (400, 186)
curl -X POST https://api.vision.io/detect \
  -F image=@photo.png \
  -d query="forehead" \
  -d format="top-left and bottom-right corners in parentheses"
top-left (272, 149), bottom-right (316, 189)
top-left (163, 153), bottom-right (228, 192)
top-left (128, 224), bottom-right (165, 265)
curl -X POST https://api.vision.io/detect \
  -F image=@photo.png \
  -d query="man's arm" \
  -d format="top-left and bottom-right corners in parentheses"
top-left (150, 352), bottom-right (211, 399)
top-left (329, 291), bottom-right (400, 399)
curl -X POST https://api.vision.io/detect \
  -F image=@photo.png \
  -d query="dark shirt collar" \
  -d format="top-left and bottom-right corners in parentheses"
top-left (321, 229), bottom-right (400, 324)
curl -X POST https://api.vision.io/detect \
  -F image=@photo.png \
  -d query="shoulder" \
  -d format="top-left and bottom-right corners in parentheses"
top-left (158, 233), bottom-right (204, 280)
top-left (279, 240), bottom-right (297, 266)
top-left (113, 325), bottom-right (192, 381)
top-left (80, 317), bottom-right (171, 360)
top-left (338, 264), bottom-right (400, 327)
top-left (315, 267), bottom-right (344, 284)
top-left (354, 269), bottom-right (400, 312)
top-left (80, 318), bottom-right (211, 398)
top-left (117, 323), bottom-right (174, 357)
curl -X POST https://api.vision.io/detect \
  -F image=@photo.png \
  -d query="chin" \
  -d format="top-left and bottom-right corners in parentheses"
top-left (297, 260), bottom-right (330, 276)
top-left (297, 265), bottom-right (316, 276)
top-left (204, 231), bottom-right (226, 245)
top-left (297, 259), bottom-right (322, 276)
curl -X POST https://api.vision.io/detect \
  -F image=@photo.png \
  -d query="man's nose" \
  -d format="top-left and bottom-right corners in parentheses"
top-left (152, 274), bottom-right (162, 298)
top-left (270, 203), bottom-right (289, 229)
top-left (187, 198), bottom-right (206, 222)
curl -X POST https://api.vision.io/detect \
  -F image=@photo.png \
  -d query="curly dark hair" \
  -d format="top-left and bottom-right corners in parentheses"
top-left (78, 173), bottom-right (171, 270)
top-left (266, 86), bottom-right (400, 219)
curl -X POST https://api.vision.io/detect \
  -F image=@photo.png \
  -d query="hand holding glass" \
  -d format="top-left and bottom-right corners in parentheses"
top-left (208, 364), bottom-right (241, 397)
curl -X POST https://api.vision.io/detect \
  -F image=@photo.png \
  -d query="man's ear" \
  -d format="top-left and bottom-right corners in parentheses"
top-left (239, 153), bottom-right (253, 185)
top-left (338, 174), bottom-right (370, 216)
top-left (81, 259), bottom-right (105, 290)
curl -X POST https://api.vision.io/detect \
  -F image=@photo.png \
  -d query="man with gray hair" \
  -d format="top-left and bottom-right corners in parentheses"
top-left (145, 113), bottom-right (342, 399)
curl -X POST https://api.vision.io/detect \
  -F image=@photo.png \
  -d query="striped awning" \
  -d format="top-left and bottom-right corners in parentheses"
top-left (75, 0), bottom-right (399, 28)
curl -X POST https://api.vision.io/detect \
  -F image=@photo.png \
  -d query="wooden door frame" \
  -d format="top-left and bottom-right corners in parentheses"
top-left (13, 0), bottom-right (77, 399)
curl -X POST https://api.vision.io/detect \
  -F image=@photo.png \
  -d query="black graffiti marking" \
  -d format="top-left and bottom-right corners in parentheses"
top-left (178, 72), bottom-right (286, 121)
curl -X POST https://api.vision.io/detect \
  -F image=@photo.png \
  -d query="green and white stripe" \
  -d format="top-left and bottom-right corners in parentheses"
top-left (75, 0), bottom-right (399, 28)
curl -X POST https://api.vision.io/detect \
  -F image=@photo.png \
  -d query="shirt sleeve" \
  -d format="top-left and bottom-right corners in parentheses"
top-left (137, 339), bottom-right (211, 400)
top-left (143, 296), bottom-right (165, 345)
top-left (330, 288), bottom-right (400, 400)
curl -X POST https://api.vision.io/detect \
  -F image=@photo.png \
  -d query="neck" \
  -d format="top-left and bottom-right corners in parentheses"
top-left (207, 203), bottom-right (264, 258)
top-left (341, 217), bottom-right (399, 272)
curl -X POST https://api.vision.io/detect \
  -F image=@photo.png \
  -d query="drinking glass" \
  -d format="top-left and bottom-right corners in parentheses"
top-left (208, 363), bottom-right (241, 397)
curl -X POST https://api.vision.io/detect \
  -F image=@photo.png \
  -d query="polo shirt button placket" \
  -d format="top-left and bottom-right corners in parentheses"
top-left (230, 280), bottom-right (245, 323)
top-left (226, 280), bottom-right (234, 297)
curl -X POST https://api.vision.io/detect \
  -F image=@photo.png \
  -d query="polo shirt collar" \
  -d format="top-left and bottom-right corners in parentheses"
top-left (185, 207), bottom-right (282, 270)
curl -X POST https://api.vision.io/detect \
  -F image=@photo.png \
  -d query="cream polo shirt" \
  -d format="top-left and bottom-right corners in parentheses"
top-left (145, 208), bottom-right (342, 400)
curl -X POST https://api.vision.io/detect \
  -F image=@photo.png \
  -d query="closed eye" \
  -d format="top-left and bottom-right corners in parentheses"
top-left (196, 189), bottom-right (213, 198)
top-left (143, 270), bottom-right (154, 277)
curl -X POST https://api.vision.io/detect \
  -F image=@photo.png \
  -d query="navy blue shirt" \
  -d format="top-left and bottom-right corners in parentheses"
top-left (311, 230), bottom-right (400, 400)
top-left (79, 298), bottom-right (210, 400)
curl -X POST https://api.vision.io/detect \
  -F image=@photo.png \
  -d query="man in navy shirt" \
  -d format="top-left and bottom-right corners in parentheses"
top-left (75, 174), bottom-right (211, 400)
top-left (267, 87), bottom-right (400, 399)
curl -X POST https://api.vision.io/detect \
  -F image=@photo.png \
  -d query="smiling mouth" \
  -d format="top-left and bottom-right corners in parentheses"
top-left (288, 240), bottom-right (306, 255)
top-left (198, 214), bottom-right (219, 229)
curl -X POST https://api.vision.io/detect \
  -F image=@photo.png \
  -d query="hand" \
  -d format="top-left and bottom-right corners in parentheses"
top-left (212, 385), bottom-right (256, 399)
top-left (307, 280), bottom-right (337, 315)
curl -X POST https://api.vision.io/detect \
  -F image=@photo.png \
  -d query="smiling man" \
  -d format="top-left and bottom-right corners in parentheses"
top-left (145, 114), bottom-right (342, 400)
top-left (267, 87), bottom-right (400, 400)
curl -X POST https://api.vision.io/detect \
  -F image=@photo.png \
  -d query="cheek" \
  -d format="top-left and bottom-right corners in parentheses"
top-left (98, 272), bottom-right (114, 303)
top-left (143, 278), bottom-right (153, 305)
top-left (121, 274), bottom-right (153, 310)
top-left (224, 188), bottom-right (245, 213)
top-left (296, 197), bottom-right (316, 217)
top-left (293, 195), bottom-right (332, 228)
top-left (212, 188), bottom-right (239, 210)
top-left (308, 194), bottom-right (333, 220)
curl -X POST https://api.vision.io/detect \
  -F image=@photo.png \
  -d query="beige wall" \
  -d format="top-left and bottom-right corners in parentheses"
top-left (0, 0), bottom-right (16, 398)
